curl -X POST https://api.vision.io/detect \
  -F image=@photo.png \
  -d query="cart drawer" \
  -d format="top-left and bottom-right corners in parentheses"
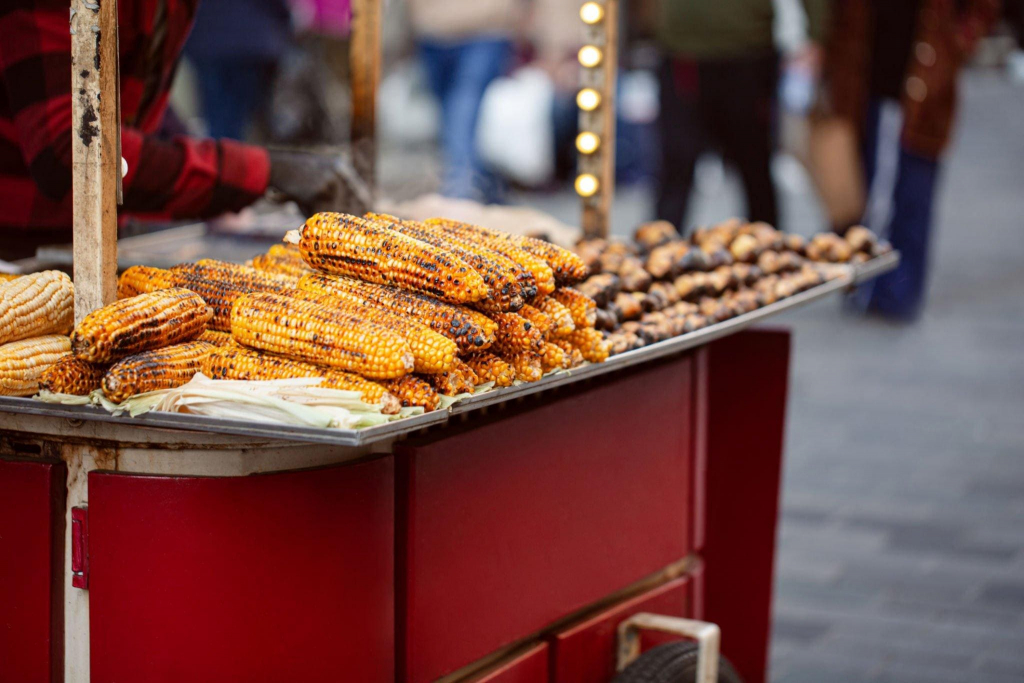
top-left (468, 643), bottom-right (550, 683)
top-left (549, 576), bottom-right (693, 683)
top-left (397, 356), bottom-right (696, 683)
top-left (0, 458), bottom-right (64, 683)
top-left (88, 458), bottom-right (394, 683)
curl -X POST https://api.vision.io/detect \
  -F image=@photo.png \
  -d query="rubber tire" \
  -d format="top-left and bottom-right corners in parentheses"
top-left (611, 641), bottom-right (744, 683)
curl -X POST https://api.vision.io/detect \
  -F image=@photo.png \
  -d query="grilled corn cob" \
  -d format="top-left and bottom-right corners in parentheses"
top-left (290, 290), bottom-right (456, 374)
top-left (0, 271), bottom-right (74, 345)
top-left (490, 311), bottom-right (543, 355)
top-left (426, 359), bottom-right (477, 396)
top-left (170, 261), bottom-right (297, 331)
top-left (463, 351), bottom-right (515, 387)
top-left (539, 341), bottom-right (570, 372)
top-left (197, 329), bottom-right (234, 347)
top-left (298, 272), bottom-right (497, 352)
top-left (517, 304), bottom-right (554, 339)
top-left (507, 351), bottom-right (543, 382)
top-left (565, 327), bottom-right (610, 363)
top-left (292, 212), bottom-right (488, 304)
top-left (117, 266), bottom-right (177, 299)
top-left (366, 213), bottom-right (526, 312)
top-left (102, 341), bottom-right (214, 403)
top-left (536, 297), bottom-right (575, 337)
top-left (380, 375), bottom-right (442, 412)
top-left (38, 354), bottom-right (107, 395)
top-left (551, 287), bottom-right (597, 329)
top-left (202, 345), bottom-right (400, 413)
top-left (251, 244), bottom-right (314, 280)
top-left (425, 218), bottom-right (556, 297)
top-left (0, 335), bottom-right (70, 396)
top-left (231, 291), bottom-right (414, 379)
top-left (72, 288), bottom-right (212, 363)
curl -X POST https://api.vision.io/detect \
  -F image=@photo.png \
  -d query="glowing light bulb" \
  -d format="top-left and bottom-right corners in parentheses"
top-left (577, 88), bottom-right (601, 111)
top-left (578, 45), bottom-right (603, 68)
top-left (575, 173), bottom-right (600, 197)
top-left (576, 132), bottom-right (600, 154)
top-left (580, 2), bottom-right (604, 24)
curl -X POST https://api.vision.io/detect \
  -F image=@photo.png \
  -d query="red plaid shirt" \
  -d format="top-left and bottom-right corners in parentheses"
top-left (0, 0), bottom-right (270, 232)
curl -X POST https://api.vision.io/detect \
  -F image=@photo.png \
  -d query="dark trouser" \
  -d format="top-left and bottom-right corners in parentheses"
top-left (191, 58), bottom-right (277, 141)
top-left (852, 99), bottom-right (940, 319)
top-left (656, 52), bottom-right (779, 232)
top-left (418, 37), bottom-right (513, 204)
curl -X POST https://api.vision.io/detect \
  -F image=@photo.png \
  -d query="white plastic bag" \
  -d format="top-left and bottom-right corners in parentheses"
top-left (476, 67), bottom-right (555, 187)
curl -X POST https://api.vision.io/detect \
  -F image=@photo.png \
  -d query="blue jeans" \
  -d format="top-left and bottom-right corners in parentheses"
top-left (853, 99), bottom-right (941, 319)
top-left (419, 38), bottom-right (512, 203)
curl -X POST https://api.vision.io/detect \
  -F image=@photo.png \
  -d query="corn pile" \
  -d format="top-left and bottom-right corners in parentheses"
top-left (573, 220), bottom-right (887, 355)
top-left (0, 272), bottom-right (75, 396)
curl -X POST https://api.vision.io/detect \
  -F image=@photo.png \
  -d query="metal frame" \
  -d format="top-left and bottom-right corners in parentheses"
top-left (0, 256), bottom-right (896, 448)
top-left (617, 613), bottom-right (721, 683)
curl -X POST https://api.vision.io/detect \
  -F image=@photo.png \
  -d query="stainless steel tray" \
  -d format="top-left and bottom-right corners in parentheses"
top-left (0, 255), bottom-right (896, 448)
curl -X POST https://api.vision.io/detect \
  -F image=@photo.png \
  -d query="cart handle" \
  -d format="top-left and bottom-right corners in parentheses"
top-left (616, 613), bottom-right (720, 683)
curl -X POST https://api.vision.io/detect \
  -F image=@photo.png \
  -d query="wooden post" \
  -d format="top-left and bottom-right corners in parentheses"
top-left (579, 0), bottom-right (619, 238)
top-left (350, 0), bottom-right (381, 200)
top-left (71, 0), bottom-right (120, 323)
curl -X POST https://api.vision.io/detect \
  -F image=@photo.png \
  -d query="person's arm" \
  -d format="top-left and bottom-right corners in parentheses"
top-left (0, 5), bottom-right (268, 222)
top-left (955, 0), bottom-right (1001, 56)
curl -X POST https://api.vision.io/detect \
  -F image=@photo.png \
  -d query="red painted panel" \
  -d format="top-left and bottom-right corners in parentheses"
top-left (700, 329), bottom-right (789, 683)
top-left (0, 458), bottom-right (65, 683)
top-left (88, 458), bottom-right (394, 683)
top-left (550, 577), bottom-right (691, 683)
top-left (471, 643), bottom-right (550, 683)
top-left (397, 357), bottom-right (694, 683)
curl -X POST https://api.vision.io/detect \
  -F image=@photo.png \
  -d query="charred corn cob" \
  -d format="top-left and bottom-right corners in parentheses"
top-left (366, 213), bottom-right (526, 312)
top-left (517, 304), bottom-right (554, 339)
top-left (102, 341), bottom-right (214, 403)
top-left (38, 354), bottom-right (107, 395)
top-left (551, 287), bottom-right (597, 329)
top-left (170, 261), bottom-right (297, 331)
top-left (490, 312), bottom-right (544, 355)
top-left (197, 329), bottom-right (234, 347)
top-left (231, 291), bottom-right (413, 379)
top-left (117, 266), bottom-right (177, 299)
top-left (539, 342), bottom-right (569, 372)
top-left (72, 288), bottom-right (212, 363)
top-left (463, 351), bottom-right (515, 387)
top-left (292, 212), bottom-right (488, 304)
top-left (251, 244), bottom-right (314, 280)
top-left (380, 375), bottom-right (442, 412)
top-left (536, 297), bottom-right (575, 337)
top-left (425, 218), bottom-right (555, 297)
top-left (426, 362), bottom-right (476, 396)
top-left (507, 351), bottom-right (543, 383)
top-left (202, 345), bottom-right (400, 413)
top-left (0, 271), bottom-right (74, 345)
top-left (0, 335), bottom-right (70, 396)
top-left (565, 327), bottom-right (610, 363)
top-left (298, 272), bottom-right (497, 352)
top-left (290, 289), bottom-right (457, 374)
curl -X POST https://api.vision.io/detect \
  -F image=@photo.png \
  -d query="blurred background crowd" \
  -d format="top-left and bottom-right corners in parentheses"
top-left (165, 0), bottom-right (1020, 323)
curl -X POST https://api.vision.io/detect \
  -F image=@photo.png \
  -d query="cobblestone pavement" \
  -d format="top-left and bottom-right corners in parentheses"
top-left (382, 69), bottom-right (1024, 682)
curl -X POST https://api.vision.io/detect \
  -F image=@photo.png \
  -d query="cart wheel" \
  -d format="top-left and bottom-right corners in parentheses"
top-left (611, 641), bottom-right (743, 683)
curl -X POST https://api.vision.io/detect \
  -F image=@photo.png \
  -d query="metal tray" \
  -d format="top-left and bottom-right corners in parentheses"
top-left (0, 255), bottom-right (896, 448)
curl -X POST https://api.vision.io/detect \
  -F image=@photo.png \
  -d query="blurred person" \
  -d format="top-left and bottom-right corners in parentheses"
top-left (184, 0), bottom-right (292, 140)
top-left (0, 0), bottom-right (361, 260)
top-left (654, 0), bottom-right (830, 231)
top-left (407, 0), bottom-right (518, 203)
top-left (823, 0), bottom-right (1000, 319)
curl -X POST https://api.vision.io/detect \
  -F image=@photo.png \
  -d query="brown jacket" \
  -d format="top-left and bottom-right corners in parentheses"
top-left (823, 0), bottom-right (1000, 159)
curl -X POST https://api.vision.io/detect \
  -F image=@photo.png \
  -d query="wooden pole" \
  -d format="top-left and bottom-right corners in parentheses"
top-left (579, 0), bottom-right (618, 238)
top-left (349, 0), bottom-right (381, 200)
top-left (71, 0), bottom-right (120, 323)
